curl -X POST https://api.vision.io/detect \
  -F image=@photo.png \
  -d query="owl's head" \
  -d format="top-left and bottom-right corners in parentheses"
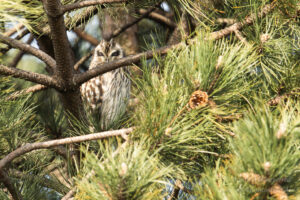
top-left (91, 39), bottom-right (124, 67)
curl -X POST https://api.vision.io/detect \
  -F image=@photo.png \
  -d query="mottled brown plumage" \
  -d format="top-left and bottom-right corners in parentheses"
top-left (81, 40), bottom-right (130, 129)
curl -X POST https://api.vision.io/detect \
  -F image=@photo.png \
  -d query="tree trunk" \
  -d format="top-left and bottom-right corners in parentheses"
top-left (42, 0), bottom-right (85, 121)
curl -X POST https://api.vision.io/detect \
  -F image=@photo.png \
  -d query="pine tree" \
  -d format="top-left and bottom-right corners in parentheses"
top-left (0, 0), bottom-right (299, 200)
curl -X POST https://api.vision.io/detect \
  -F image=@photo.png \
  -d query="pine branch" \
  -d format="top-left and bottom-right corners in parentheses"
top-left (9, 34), bottom-right (34, 68)
top-left (108, 5), bottom-right (157, 40)
top-left (0, 170), bottom-right (23, 200)
top-left (216, 18), bottom-right (238, 25)
top-left (233, 29), bottom-right (249, 45)
top-left (62, 0), bottom-right (126, 13)
top-left (209, 1), bottom-right (276, 40)
top-left (0, 64), bottom-right (59, 89)
top-left (74, 44), bottom-right (180, 85)
top-left (10, 169), bottom-right (69, 195)
top-left (61, 189), bottom-right (76, 200)
top-left (0, 127), bottom-right (134, 171)
top-left (137, 8), bottom-right (176, 29)
top-left (74, 5), bottom-right (160, 70)
top-left (73, 28), bottom-right (99, 46)
top-left (0, 34), bottom-right (56, 70)
top-left (3, 24), bottom-right (24, 37)
top-left (6, 84), bottom-right (47, 100)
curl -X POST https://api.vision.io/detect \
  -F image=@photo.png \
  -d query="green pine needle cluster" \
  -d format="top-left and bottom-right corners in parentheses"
top-left (76, 141), bottom-right (172, 200)
top-left (195, 101), bottom-right (300, 199)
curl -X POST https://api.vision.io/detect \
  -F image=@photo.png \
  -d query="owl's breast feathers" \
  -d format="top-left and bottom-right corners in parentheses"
top-left (80, 76), bottom-right (103, 110)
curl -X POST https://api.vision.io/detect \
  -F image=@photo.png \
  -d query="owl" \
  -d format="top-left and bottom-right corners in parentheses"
top-left (80, 39), bottom-right (131, 129)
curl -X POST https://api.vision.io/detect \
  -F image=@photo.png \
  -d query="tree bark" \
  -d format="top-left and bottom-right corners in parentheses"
top-left (42, 0), bottom-right (84, 120)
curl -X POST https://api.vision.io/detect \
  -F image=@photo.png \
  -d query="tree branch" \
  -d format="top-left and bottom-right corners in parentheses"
top-left (74, 44), bottom-right (182, 85)
top-left (0, 170), bottom-right (23, 200)
top-left (137, 9), bottom-right (176, 29)
top-left (0, 64), bottom-right (59, 89)
top-left (6, 84), bottom-right (48, 100)
top-left (234, 29), bottom-right (249, 45)
top-left (209, 2), bottom-right (276, 40)
top-left (108, 5), bottom-right (157, 39)
top-left (62, 0), bottom-right (126, 13)
top-left (73, 28), bottom-right (99, 46)
top-left (9, 34), bottom-right (34, 68)
top-left (61, 189), bottom-right (76, 200)
top-left (0, 34), bottom-right (56, 69)
top-left (0, 127), bottom-right (134, 171)
top-left (73, 5), bottom-right (159, 70)
top-left (216, 18), bottom-right (237, 25)
top-left (3, 24), bottom-right (24, 37)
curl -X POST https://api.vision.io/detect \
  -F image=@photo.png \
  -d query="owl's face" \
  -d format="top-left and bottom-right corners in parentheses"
top-left (91, 40), bottom-right (124, 68)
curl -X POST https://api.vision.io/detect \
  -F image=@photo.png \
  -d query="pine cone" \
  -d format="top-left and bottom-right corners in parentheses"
top-left (189, 90), bottom-right (208, 109)
top-left (269, 183), bottom-right (288, 200)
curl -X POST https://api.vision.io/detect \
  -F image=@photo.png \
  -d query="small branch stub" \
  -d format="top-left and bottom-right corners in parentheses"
top-left (189, 90), bottom-right (208, 109)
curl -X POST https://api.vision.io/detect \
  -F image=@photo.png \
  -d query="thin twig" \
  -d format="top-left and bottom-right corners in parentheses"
top-left (62, 0), bottom-right (126, 13)
top-left (0, 34), bottom-right (56, 70)
top-left (0, 170), bottom-right (23, 200)
top-left (109, 5), bottom-right (157, 39)
top-left (6, 84), bottom-right (47, 100)
top-left (74, 51), bottom-right (94, 71)
top-left (0, 127), bottom-right (134, 171)
top-left (234, 29), bottom-right (249, 45)
top-left (209, 2), bottom-right (276, 40)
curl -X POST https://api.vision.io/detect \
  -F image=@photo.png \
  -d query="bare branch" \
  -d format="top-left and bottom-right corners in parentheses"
top-left (0, 170), bottom-right (23, 200)
top-left (61, 189), bottom-right (76, 200)
top-left (0, 127), bottom-right (134, 171)
top-left (6, 84), bottom-right (47, 100)
top-left (73, 5), bottom-right (160, 70)
top-left (3, 24), bottom-right (24, 37)
top-left (74, 51), bottom-right (93, 71)
top-left (74, 43), bottom-right (182, 85)
top-left (109, 6), bottom-right (157, 39)
top-left (0, 64), bottom-right (60, 89)
top-left (137, 9), bottom-right (176, 29)
top-left (62, 0), bottom-right (126, 13)
top-left (73, 28), bottom-right (99, 46)
top-left (9, 34), bottom-right (34, 68)
top-left (0, 34), bottom-right (56, 69)
top-left (209, 2), bottom-right (276, 40)
top-left (216, 18), bottom-right (237, 25)
top-left (234, 29), bottom-right (249, 45)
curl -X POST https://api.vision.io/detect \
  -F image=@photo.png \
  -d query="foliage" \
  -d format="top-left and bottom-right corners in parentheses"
top-left (0, 0), bottom-right (300, 199)
top-left (195, 101), bottom-right (300, 199)
top-left (76, 140), bottom-right (172, 200)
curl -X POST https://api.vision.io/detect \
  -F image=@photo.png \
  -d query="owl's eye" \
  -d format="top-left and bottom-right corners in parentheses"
top-left (97, 51), bottom-right (104, 57)
top-left (111, 50), bottom-right (120, 57)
